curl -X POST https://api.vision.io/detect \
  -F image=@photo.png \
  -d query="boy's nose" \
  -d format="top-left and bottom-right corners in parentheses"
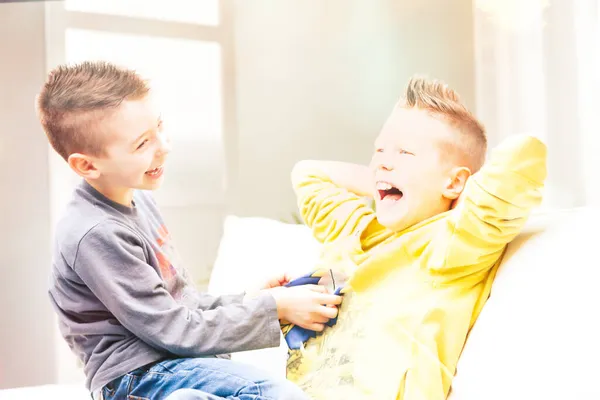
top-left (157, 131), bottom-right (172, 155)
top-left (377, 161), bottom-right (394, 172)
top-left (371, 154), bottom-right (394, 172)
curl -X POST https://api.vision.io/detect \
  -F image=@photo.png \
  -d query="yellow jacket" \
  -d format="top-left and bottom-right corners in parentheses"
top-left (287, 135), bottom-right (547, 400)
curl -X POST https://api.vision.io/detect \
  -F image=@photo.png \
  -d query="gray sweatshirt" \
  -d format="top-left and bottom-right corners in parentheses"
top-left (48, 181), bottom-right (281, 392)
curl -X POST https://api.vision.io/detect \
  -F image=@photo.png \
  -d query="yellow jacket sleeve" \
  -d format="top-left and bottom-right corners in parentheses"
top-left (425, 134), bottom-right (547, 279)
top-left (291, 163), bottom-right (375, 244)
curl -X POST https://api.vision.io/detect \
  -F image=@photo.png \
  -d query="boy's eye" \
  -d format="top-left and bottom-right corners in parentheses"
top-left (375, 148), bottom-right (384, 153)
top-left (137, 139), bottom-right (148, 150)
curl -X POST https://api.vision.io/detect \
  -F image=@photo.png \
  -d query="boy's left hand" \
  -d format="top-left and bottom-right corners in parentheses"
top-left (261, 273), bottom-right (292, 289)
top-left (245, 273), bottom-right (292, 296)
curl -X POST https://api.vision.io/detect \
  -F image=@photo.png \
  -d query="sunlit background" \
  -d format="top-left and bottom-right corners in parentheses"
top-left (1, 0), bottom-right (599, 392)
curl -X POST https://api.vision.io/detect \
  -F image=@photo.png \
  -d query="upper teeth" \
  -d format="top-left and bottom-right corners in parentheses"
top-left (376, 182), bottom-right (393, 190)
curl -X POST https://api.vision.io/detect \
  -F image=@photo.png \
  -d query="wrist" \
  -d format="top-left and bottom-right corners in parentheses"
top-left (265, 287), bottom-right (287, 319)
top-left (243, 289), bottom-right (263, 304)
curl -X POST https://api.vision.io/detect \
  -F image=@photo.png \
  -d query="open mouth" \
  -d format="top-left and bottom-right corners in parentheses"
top-left (145, 165), bottom-right (164, 177)
top-left (376, 181), bottom-right (403, 201)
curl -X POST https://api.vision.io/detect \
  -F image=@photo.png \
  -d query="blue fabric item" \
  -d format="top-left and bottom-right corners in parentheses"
top-left (283, 271), bottom-right (346, 350)
top-left (284, 273), bottom-right (322, 288)
top-left (284, 326), bottom-right (318, 350)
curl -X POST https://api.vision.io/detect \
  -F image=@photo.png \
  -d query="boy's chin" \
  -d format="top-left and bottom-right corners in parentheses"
top-left (139, 177), bottom-right (165, 190)
top-left (375, 211), bottom-right (410, 232)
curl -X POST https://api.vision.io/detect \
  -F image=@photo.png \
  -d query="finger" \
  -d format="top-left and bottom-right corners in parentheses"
top-left (305, 284), bottom-right (327, 293)
top-left (312, 314), bottom-right (331, 324)
top-left (316, 305), bottom-right (338, 319)
top-left (279, 274), bottom-right (291, 285)
top-left (304, 322), bottom-right (325, 332)
top-left (270, 273), bottom-right (293, 287)
top-left (264, 276), bottom-right (283, 288)
top-left (318, 293), bottom-right (343, 305)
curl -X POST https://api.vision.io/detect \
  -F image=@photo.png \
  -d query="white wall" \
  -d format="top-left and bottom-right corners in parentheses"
top-left (231, 0), bottom-right (476, 220)
top-left (0, 2), bottom-right (56, 389)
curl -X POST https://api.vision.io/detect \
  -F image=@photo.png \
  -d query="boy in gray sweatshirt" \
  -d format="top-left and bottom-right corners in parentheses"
top-left (36, 61), bottom-right (341, 400)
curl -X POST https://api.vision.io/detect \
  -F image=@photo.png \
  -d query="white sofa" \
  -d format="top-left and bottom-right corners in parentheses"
top-left (2, 208), bottom-right (599, 399)
top-left (209, 207), bottom-right (600, 400)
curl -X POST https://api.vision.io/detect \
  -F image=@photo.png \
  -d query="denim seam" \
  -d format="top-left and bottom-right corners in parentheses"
top-left (144, 371), bottom-right (180, 377)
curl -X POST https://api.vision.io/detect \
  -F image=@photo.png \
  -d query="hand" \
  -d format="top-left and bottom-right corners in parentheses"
top-left (292, 160), bottom-right (373, 197)
top-left (244, 273), bottom-right (291, 298)
top-left (261, 273), bottom-right (291, 289)
top-left (268, 285), bottom-right (342, 332)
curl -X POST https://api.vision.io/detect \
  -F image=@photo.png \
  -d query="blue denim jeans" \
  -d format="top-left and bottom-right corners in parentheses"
top-left (100, 357), bottom-right (309, 400)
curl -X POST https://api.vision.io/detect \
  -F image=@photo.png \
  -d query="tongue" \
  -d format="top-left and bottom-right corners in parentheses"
top-left (384, 193), bottom-right (402, 201)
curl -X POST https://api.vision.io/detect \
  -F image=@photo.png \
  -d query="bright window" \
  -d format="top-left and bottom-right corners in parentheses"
top-left (64, 0), bottom-right (220, 25)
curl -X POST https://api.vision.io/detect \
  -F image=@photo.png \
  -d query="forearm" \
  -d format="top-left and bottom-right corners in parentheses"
top-left (196, 292), bottom-right (245, 310)
top-left (290, 160), bottom-right (376, 243)
top-left (465, 134), bottom-right (546, 222)
top-left (292, 160), bottom-right (373, 197)
top-left (137, 293), bottom-right (281, 356)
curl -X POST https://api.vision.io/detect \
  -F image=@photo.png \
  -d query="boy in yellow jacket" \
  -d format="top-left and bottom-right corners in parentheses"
top-left (286, 77), bottom-right (547, 399)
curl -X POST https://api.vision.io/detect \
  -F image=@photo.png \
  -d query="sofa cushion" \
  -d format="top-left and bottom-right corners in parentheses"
top-left (208, 215), bottom-right (321, 378)
top-left (449, 208), bottom-right (600, 400)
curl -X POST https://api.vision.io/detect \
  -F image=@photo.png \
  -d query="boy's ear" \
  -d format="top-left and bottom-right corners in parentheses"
top-left (68, 153), bottom-right (101, 180)
top-left (443, 166), bottom-right (471, 204)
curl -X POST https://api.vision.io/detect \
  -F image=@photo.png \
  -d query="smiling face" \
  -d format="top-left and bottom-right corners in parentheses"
top-left (370, 107), bottom-right (465, 232)
top-left (62, 94), bottom-right (172, 206)
top-left (37, 61), bottom-right (170, 206)
top-left (84, 95), bottom-right (171, 204)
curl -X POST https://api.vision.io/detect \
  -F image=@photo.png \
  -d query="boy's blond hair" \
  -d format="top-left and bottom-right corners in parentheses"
top-left (36, 61), bottom-right (149, 161)
top-left (400, 76), bottom-right (487, 172)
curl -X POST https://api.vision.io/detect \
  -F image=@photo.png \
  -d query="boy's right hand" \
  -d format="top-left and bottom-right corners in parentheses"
top-left (268, 285), bottom-right (342, 332)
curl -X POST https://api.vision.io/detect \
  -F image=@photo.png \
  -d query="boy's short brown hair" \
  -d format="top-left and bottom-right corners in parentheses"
top-left (399, 76), bottom-right (487, 172)
top-left (36, 61), bottom-right (150, 161)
